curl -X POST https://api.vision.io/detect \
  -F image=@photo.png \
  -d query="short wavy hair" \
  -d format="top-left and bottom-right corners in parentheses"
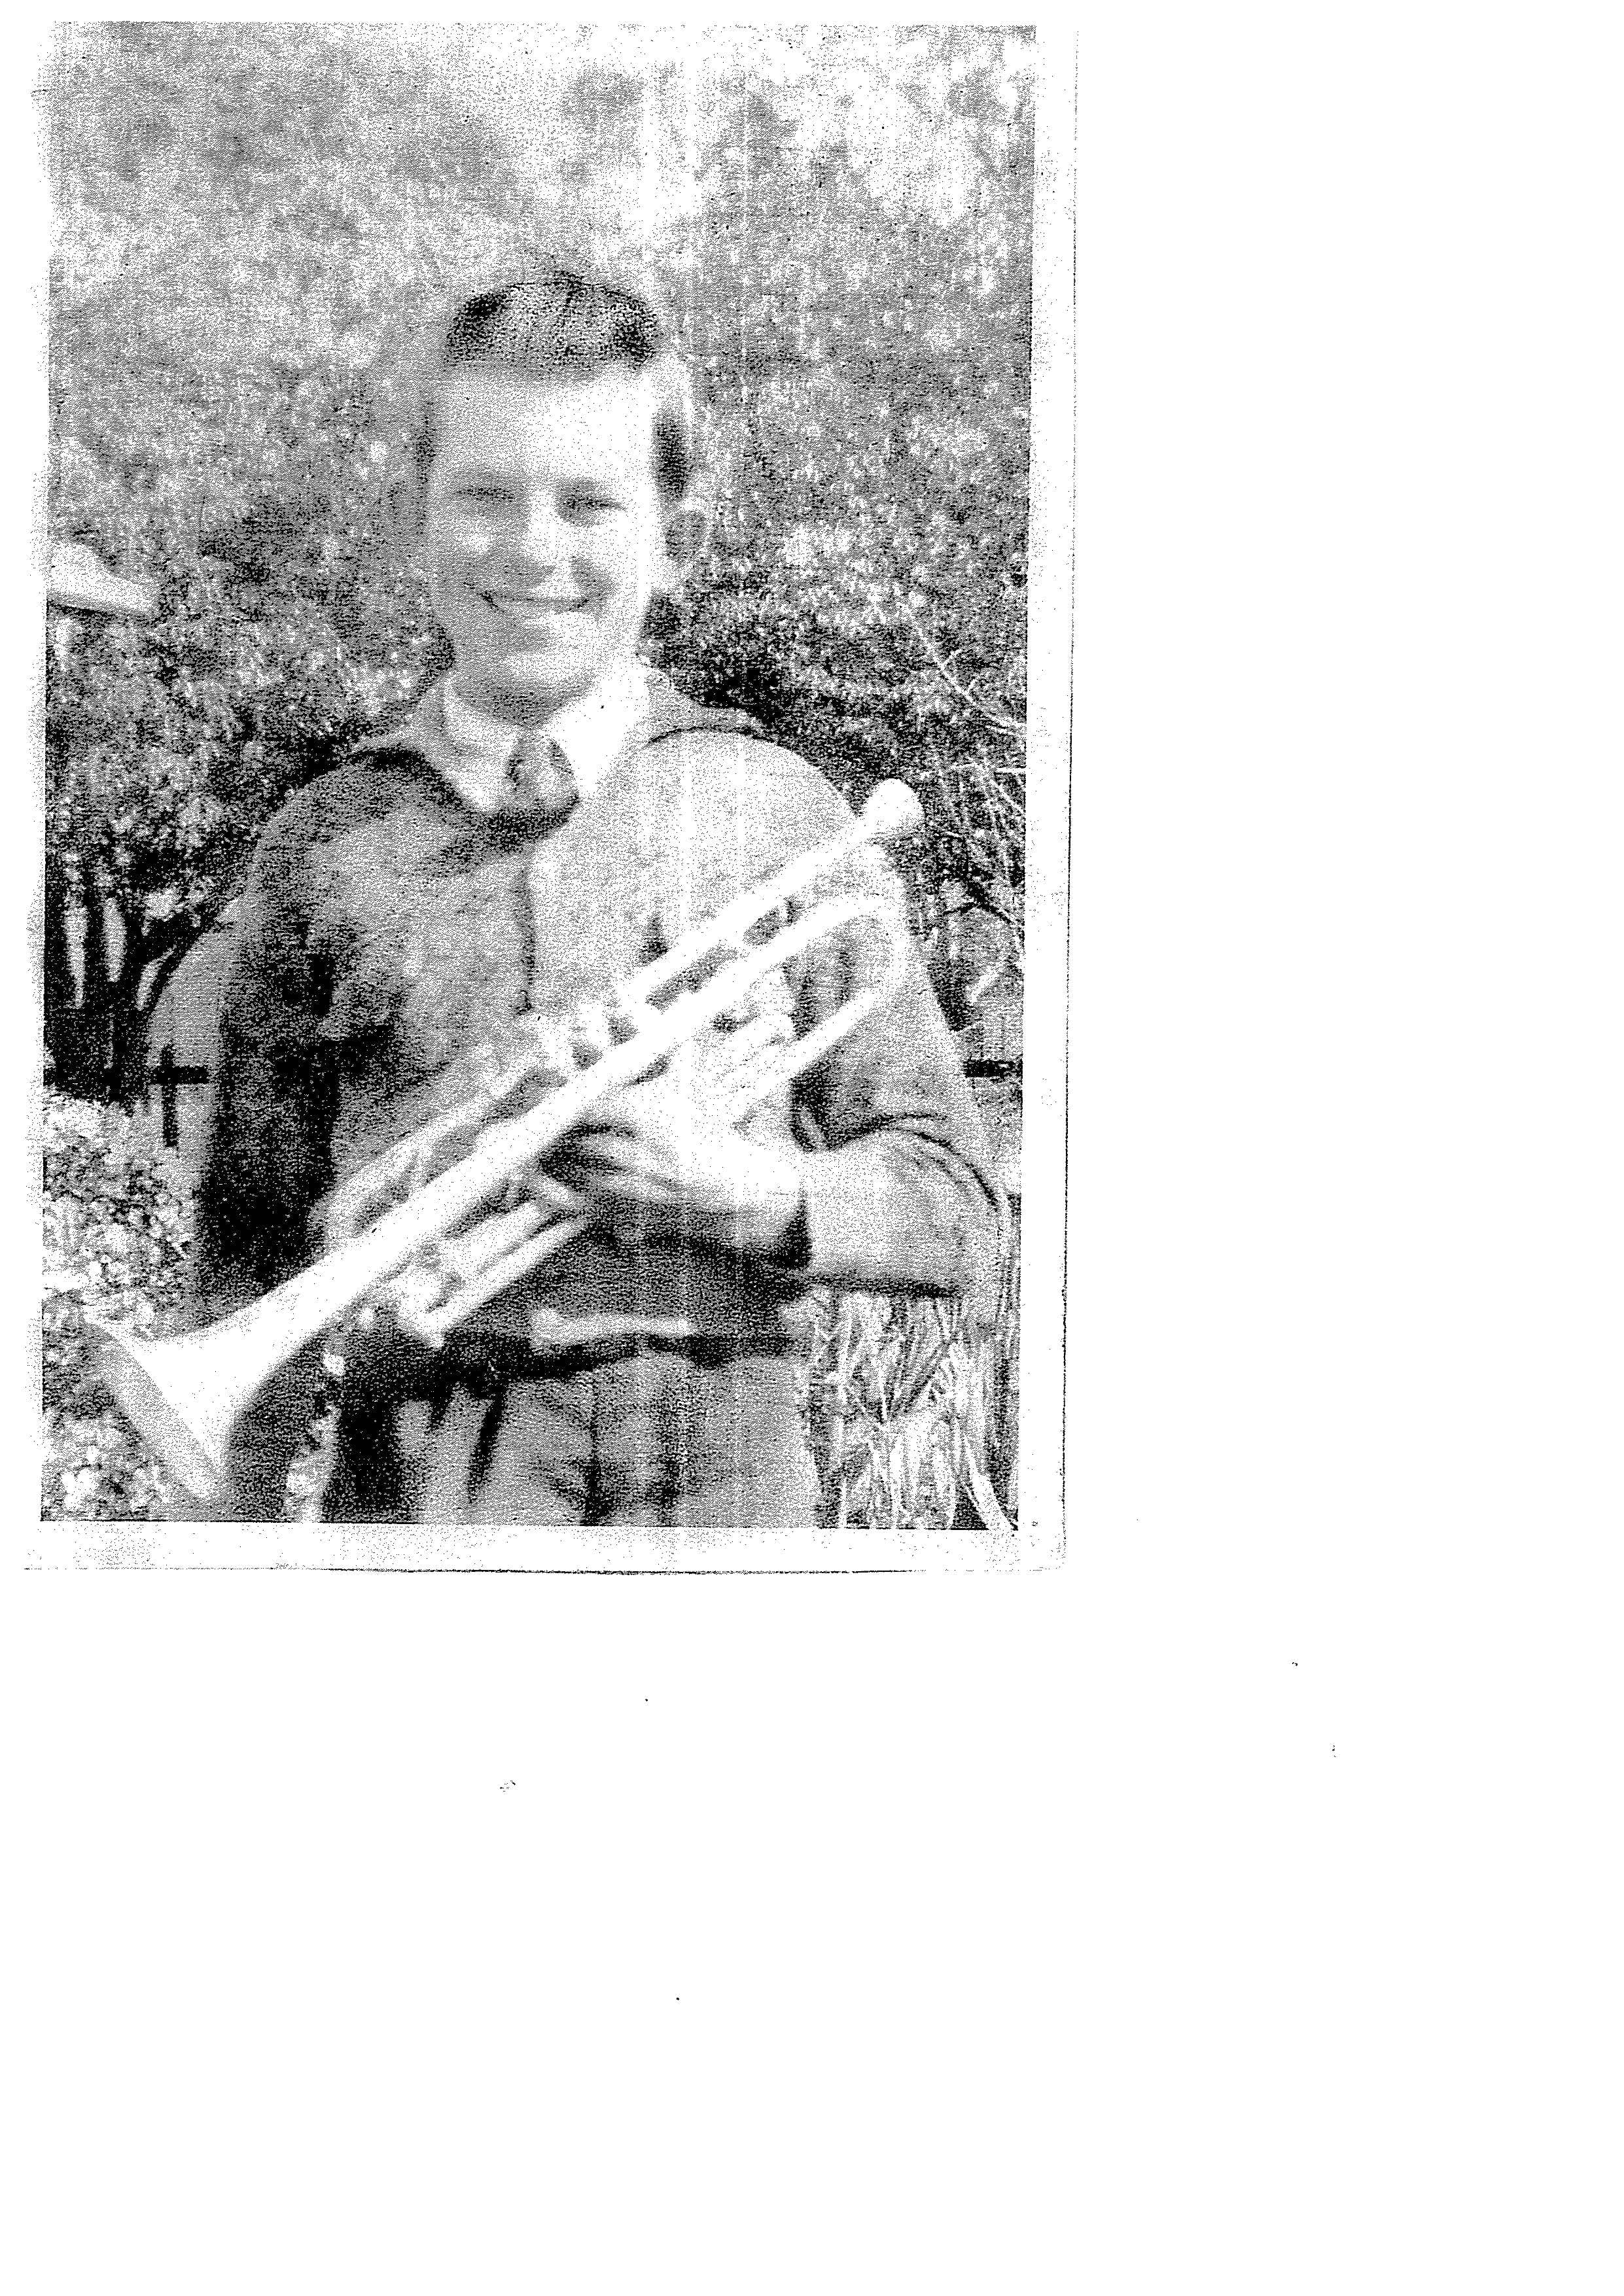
top-left (401, 263), bottom-right (699, 505)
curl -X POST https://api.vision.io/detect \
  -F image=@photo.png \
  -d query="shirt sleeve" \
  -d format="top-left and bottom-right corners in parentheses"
top-left (189, 798), bottom-right (336, 1518)
top-left (768, 773), bottom-right (1010, 1321)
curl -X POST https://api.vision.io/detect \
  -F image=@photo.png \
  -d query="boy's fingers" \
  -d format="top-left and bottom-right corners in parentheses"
top-left (714, 1018), bottom-right (795, 1096)
top-left (719, 1052), bottom-right (795, 1121)
top-left (552, 1085), bottom-right (650, 1150)
top-left (719, 1011), bottom-right (795, 1058)
top-left (670, 1013), bottom-right (793, 1098)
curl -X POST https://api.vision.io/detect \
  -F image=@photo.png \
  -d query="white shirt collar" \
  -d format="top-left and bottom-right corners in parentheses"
top-left (439, 664), bottom-right (650, 814)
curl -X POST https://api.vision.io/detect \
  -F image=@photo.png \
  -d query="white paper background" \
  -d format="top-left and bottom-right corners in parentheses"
top-left (9, 7), bottom-right (1622, 2290)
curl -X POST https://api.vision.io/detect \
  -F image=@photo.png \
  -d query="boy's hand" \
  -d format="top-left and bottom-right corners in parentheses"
top-left (553, 1078), bottom-right (805, 1261)
top-left (663, 1003), bottom-right (796, 1130)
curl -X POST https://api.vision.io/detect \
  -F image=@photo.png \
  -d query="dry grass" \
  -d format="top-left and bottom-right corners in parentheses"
top-left (797, 1207), bottom-right (1021, 1542)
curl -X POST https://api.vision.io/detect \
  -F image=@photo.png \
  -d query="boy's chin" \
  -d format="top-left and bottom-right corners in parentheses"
top-left (470, 663), bottom-right (593, 722)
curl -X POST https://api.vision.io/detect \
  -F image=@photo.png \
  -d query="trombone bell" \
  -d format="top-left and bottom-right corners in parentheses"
top-left (91, 1317), bottom-right (234, 1506)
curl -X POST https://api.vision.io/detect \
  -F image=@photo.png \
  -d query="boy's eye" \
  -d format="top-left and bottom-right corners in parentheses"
top-left (442, 478), bottom-right (515, 508)
top-left (565, 493), bottom-right (622, 519)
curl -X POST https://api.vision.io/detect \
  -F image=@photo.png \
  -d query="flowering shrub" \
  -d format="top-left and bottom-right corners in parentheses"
top-left (41, 1090), bottom-right (194, 1520)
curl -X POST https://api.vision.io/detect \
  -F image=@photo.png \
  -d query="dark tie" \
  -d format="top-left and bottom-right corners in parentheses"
top-left (501, 730), bottom-right (578, 826)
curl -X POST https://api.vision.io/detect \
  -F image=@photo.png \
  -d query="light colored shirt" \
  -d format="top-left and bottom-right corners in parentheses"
top-left (438, 664), bottom-right (651, 815)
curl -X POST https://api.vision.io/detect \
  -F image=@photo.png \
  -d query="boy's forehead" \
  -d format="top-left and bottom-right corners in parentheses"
top-left (428, 364), bottom-right (658, 474)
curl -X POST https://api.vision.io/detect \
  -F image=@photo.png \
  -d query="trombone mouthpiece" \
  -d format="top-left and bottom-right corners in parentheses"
top-left (859, 779), bottom-right (925, 846)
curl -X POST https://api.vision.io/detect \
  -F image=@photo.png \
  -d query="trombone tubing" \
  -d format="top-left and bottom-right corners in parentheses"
top-left (190, 892), bottom-right (897, 1385)
top-left (411, 781), bottom-right (921, 1163)
top-left (388, 890), bottom-right (917, 1347)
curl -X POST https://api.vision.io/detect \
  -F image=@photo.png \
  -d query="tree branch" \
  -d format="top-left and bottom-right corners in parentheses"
top-left (896, 592), bottom-right (1026, 742)
top-left (134, 909), bottom-right (207, 962)
top-left (137, 936), bottom-right (197, 1021)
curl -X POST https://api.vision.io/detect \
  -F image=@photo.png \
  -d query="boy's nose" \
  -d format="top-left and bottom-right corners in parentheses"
top-left (508, 500), bottom-right (566, 572)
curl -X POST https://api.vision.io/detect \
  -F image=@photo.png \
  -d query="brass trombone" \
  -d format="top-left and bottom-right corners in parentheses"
top-left (94, 780), bottom-right (924, 1504)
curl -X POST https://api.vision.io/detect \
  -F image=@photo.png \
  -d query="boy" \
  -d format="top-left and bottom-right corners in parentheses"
top-left (190, 264), bottom-right (1002, 1526)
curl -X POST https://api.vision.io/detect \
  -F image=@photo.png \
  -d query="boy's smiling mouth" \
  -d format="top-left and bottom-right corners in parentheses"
top-left (484, 590), bottom-right (589, 622)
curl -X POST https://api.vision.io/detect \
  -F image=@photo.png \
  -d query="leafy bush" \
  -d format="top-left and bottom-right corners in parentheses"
top-left (41, 1091), bottom-right (336, 1523)
top-left (41, 1091), bottom-right (192, 1520)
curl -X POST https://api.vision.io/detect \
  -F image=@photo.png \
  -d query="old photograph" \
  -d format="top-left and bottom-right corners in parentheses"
top-left (35, 24), bottom-right (1067, 1567)
top-left (16, 9), bottom-right (1620, 2289)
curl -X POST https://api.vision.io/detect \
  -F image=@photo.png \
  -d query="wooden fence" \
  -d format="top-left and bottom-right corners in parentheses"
top-left (43, 1045), bottom-right (210, 1151)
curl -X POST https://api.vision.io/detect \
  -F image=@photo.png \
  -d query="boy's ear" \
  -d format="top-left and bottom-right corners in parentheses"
top-left (660, 502), bottom-right (709, 581)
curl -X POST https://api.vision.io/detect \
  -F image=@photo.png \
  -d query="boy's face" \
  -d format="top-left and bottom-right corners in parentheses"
top-left (417, 364), bottom-right (687, 723)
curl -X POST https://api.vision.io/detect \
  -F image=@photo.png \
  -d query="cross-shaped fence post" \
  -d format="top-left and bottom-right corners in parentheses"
top-left (156, 1043), bottom-right (179, 1151)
